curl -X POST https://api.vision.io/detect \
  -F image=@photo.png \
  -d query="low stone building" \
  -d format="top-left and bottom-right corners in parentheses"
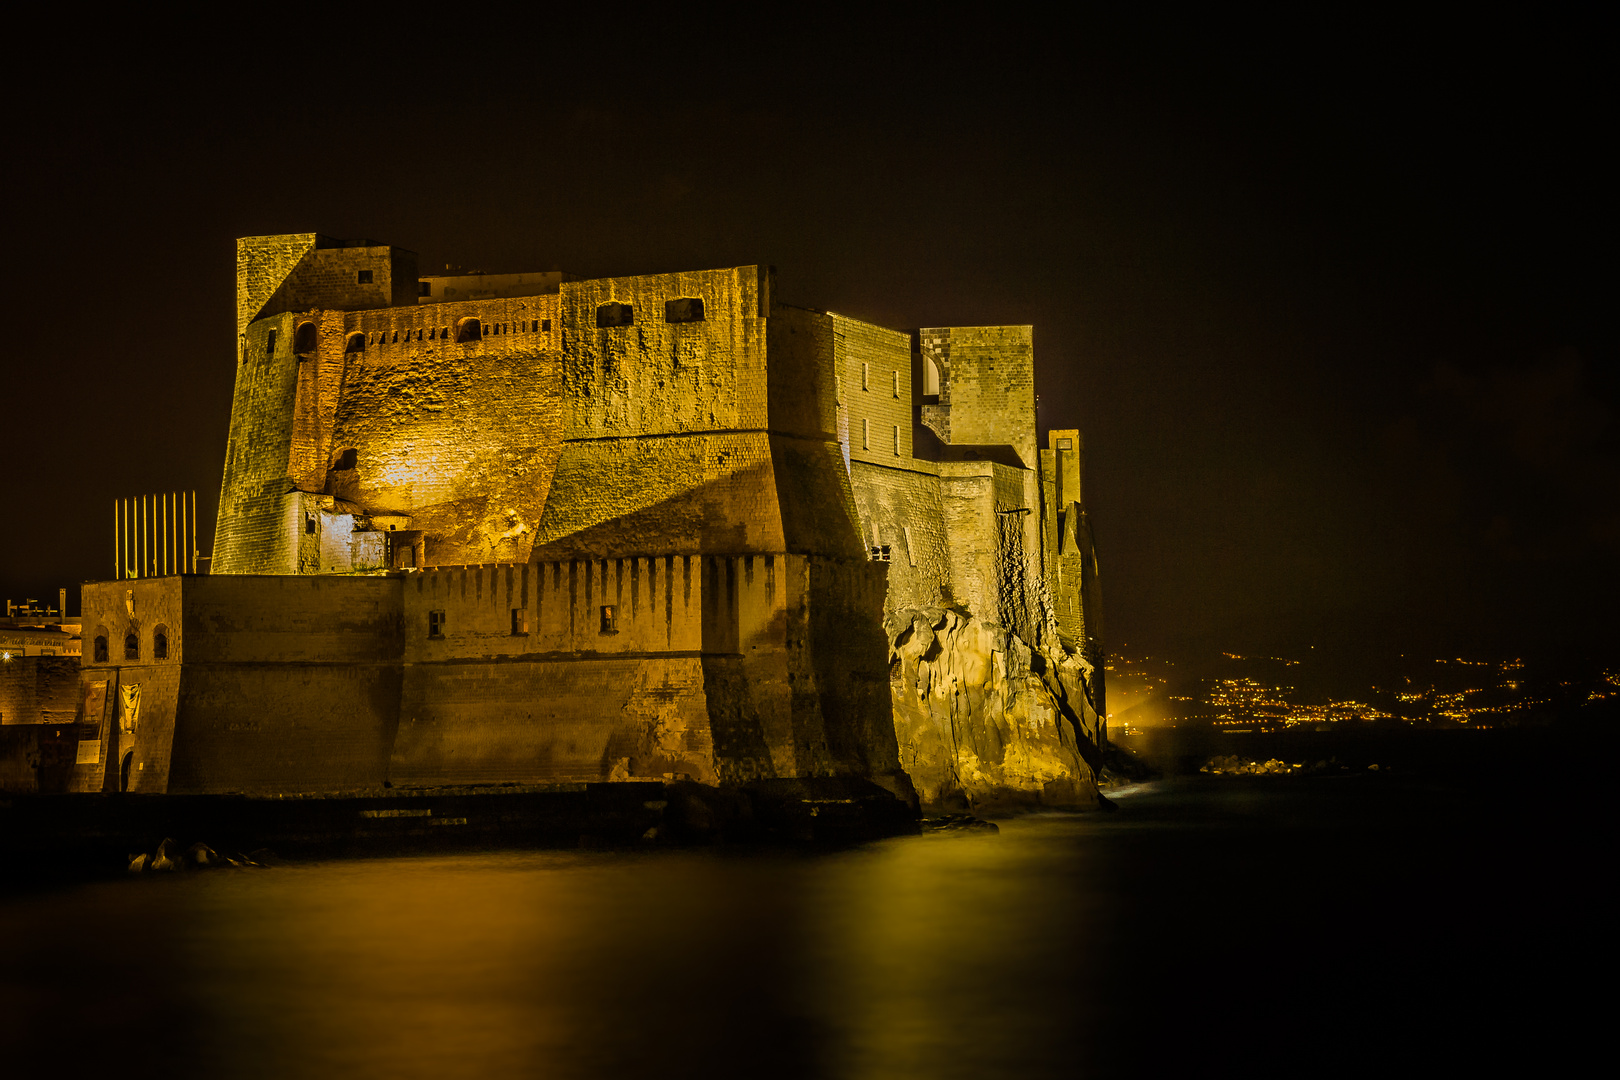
top-left (62, 235), bottom-right (1107, 807)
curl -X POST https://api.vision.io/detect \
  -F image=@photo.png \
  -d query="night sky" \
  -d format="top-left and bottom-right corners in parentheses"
top-left (3, 15), bottom-right (1610, 662)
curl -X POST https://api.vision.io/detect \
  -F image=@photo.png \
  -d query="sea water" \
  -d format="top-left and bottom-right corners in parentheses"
top-left (0, 777), bottom-right (1584, 1078)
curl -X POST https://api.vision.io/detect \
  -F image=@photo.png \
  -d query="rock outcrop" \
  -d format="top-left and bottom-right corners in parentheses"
top-left (886, 606), bottom-right (1105, 810)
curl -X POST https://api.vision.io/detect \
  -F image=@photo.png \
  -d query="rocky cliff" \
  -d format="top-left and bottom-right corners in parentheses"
top-left (886, 606), bottom-right (1105, 810)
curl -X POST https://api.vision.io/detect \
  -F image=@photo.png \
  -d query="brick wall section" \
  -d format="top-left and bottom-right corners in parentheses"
top-left (918, 326), bottom-right (1036, 469)
top-left (835, 314), bottom-right (914, 467)
top-left (848, 461), bottom-right (952, 610)
top-left (766, 304), bottom-right (839, 442)
top-left (0, 658), bottom-right (79, 726)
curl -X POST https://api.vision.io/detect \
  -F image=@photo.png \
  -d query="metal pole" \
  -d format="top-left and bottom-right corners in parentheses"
top-left (114, 499), bottom-right (120, 580)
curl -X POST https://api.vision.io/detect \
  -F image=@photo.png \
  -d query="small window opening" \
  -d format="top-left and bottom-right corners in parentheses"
top-left (294, 322), bottom-right (318, 353)
top-left (600, 605), bottom-right (617, 633)
top-left (893, 370), bottom-right (900, 397)
top-left (334, 448), bottom-right (358, 471)
top-left (357, 269), bottom-right (374, 284)
top-left (869, 545), bottom-right (892, 563)
top-left (596, 302), bottom-right (634, 328)
top-left (419, 281), bottom-right (432, 297)
top-left (265, 329), bottom-right (278, 358)
top-left (94, 636), bottom-right (108, 663)
top-left (894, 424), bottom-right (900, 455)
top-left (345, 332), bottom-right (366, 354)
top-left (542, 319), bottom-right (551, 332)
top-left (511, 608), bottom-right (528, 635)
top-left (1058, 438), bottom-right (1073, 450)
top-left (862, 418), bottom-right (870, 450)
top-left (665, 297), bottom-right (705, 323)
top-left (124, 634), bottom-right (139, 661)
top-left (862, 362), bottom-right (869, 390)
top-left (428, 611), bottom-right (445, 638)
top-left (392, 330), bottom-right (398, 343)
top-left (305, 514), bottom-right (317, 536)
top-left (154, 629), bottom-right (168, 660)
top-left (455, 317), bottom-right (481, 343)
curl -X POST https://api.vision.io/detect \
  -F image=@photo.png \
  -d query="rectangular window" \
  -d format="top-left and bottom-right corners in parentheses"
top-left (893, 425), bottom-right (900, 455)
top-left (428, 610), bottom-right (445, 638)
top-left (511, 608), bottom-right (527, 635)
top-left (304, 514), bottom-right (316, 536)
top-left (419, 281), bottom-right (432, 296)
top-left (265, 329), bottom-right (277, 358)
top-left (893, 370), bottom-right (900, 397)
top-left (869, 545), bottom-right (892, 563)
top-left (862, 362), bottom-right (869, 390)
top-left (1058, 438), bottom-right (1073, 450)
top-left (596, 303), bottom-right (634, 328)
top-left (358, 269), bottom-right (374, 284)
top-left (665, 297), bottom-right (705, 323)
top-left (862, 418), bottom-right (869, 449)
top-left (600, 605), bottom-right (617, 633)
top-left (542, 319), bottom-right (551, 331)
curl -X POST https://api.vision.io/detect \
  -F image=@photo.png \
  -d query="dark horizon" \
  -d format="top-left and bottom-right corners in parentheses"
top-left (3, 15), bottom-right (1611, 662)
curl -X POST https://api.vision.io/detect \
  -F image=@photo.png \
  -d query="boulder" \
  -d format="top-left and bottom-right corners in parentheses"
top-left (150, 838), bottom-right (181, 872)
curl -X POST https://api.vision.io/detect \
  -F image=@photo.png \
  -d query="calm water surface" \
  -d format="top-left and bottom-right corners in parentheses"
top-left (0, 778), bottom-right (1586, 1077)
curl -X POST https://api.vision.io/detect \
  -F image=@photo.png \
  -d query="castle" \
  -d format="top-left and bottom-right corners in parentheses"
top-left (63, 234), bottom-right (1106, 807)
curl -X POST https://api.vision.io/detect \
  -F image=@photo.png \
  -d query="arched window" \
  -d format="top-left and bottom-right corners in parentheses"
top-left (94, 635), bottom-right (109, 663)
top-left (345, 332), bottom-right (366, 354)
top-left (294, 322), bottom-right (318, 353)
top-left (455, 317), bottom-right (482, 343)
top-left (153, 626), bottom-right (169, 660)
top-left (124, 633), bottom-right (139, 661)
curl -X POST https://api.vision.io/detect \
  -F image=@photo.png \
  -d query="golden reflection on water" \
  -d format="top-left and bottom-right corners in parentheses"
top-left (3, 821), bottom-right (1108, 1079)
top-left (805, 821), bottom-right (1099, 1078)
top-left (5, 782), bottom-right (1558, 1078)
